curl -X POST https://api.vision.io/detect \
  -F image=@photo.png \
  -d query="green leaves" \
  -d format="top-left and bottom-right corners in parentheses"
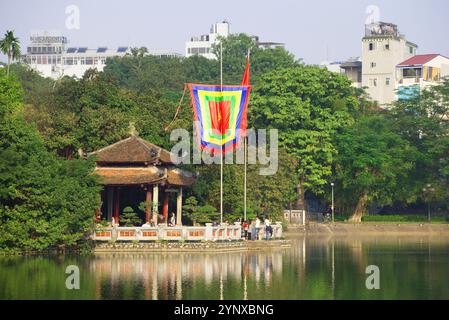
top-left (0, 71), bottom-right (101, 252)
top-left (251, 65), bottom-right (358, 194)
top-left (182, 196), bottom-right (220, 225)
top-left (335, 115), bottom-right (418, 214)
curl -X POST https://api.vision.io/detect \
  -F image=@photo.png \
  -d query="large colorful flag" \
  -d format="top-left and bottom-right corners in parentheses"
top-left (188, 84), bottom-right (251, 154)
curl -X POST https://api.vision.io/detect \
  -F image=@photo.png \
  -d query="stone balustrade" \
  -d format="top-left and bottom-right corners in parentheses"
top-left (92, 222), bottom-right (283, 242)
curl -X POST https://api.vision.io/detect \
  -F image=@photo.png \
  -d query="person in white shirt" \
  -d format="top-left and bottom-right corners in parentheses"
top-left (169, 213), bottom-right (176, 227)
top-left (255, 217), bottom-right (261, 240)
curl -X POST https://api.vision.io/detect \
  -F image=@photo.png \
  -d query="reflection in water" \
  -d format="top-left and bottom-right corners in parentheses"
top-left (1, 236), bottom-right (449, 300)
top-left (91, 248), bottom-right (287, 300)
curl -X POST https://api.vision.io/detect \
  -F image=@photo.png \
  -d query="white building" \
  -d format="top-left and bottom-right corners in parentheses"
top-left (362, 22), bottom-right (418, 106)
top-left (396, 54), bottom-right (449, 100)
top-left (185, 21), bottom-right (285, 59)
top-left (23, 31), bottom-right (181, 79)
top-left (319, 60), bottom-right (344, 74)
top-left (185, 21), bottom-right (230, 59)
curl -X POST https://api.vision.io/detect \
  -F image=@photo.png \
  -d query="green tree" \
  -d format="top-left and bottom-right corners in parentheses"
top-left (213, 33), bottom-right (298, 84)
top-left (0, 30), bottom-right (21, 76)
top-left (0, 70), bottom-right (100, 252)
top-left (182, 196), bottom-right (220, 225)
top-left (389, 78), bottom-right (449, 208)
top-left (334, 115), bottom-right (418, 222)
top-left (120, 207), bottom-right (142, 226)
top-left (251, 65), bottom-right (359, 210)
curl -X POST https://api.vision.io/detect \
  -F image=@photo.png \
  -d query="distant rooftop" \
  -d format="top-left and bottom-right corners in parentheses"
top-left (365, 21), bottom-right (400, 38)
top-left (397, 54), bottom-right (448, 67)
top-left (341, 57), bottom-right (362, 69)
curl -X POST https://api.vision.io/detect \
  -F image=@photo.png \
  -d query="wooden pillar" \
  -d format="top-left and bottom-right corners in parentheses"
top-left (145, 186), bottom-right (152, 224)
top-left (162, 191), bottom-right (169, 224)
top-left (176, 187), bottom-right (183, 226)
top-left (152, 184), bottom-right (159, 225)
top-left (114, 187), bottom-right (120, 225)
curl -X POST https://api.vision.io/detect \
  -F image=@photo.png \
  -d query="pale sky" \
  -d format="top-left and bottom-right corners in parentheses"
top-left (1, 0), bottom-right (448, 64)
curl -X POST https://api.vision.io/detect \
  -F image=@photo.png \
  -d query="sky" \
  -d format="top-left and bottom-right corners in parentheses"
top-left (1, 0), bottom-right (449, 64)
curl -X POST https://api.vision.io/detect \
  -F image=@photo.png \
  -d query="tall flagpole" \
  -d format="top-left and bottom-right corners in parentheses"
top-left (244, 135), bottom-right (247, 222)
top-left (243, 49), bottom-right (250, 223)
top-left (220, 41), bottom-right (224, 224)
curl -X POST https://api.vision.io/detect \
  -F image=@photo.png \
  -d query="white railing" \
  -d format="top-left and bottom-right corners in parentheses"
top-left (92, 222), bottom-right (282, 242)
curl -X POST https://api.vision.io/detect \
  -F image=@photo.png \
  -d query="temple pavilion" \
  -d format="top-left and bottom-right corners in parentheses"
top-left (88, 134), bottom-right (196, 226)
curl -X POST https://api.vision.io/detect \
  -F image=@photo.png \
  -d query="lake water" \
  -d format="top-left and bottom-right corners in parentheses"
top-left (1, 235), bottom-right (449, 300)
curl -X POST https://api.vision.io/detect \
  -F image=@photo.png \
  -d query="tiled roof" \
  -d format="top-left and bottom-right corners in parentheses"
top-left (88, 135), bottom-right (173, 164)
top-left (397, 54), bottom-right (441, 67)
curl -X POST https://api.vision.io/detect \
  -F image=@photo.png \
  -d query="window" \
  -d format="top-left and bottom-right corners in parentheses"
top-left (369, 78), bottom-right (378, 87)
top-left (385, 44), bottom-right (390, 50)
top-left (386, 77), bottom-right (390, 86)
top-left (403, 68), bottom-right (422, 78)
top-left (409, 46), bottom-right (414, 54)
top-left (369, 43), bottom-right (375, 51)
top-left (371, 62), bottom-right (376, 68)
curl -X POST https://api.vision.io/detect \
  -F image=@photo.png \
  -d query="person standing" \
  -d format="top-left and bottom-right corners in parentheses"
top-left (255, 216), bottom-right (261, 241)
top-left (243, 221), bottom-right (249, 239)
top-left (264, 217), bottom-right (272, 240)
top-left (169, 212), bottom-right (176, 227)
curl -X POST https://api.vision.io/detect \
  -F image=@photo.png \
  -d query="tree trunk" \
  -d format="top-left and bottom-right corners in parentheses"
top-left (348, 193), bottom-right (368, 223)
top-left (295, 179), bottom-right (306, 211)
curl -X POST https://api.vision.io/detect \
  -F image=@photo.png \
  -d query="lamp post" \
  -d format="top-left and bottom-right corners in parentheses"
top-left (422, 184), bottom-right (435, 222)
top-left (331, 182), bottom-right (335, 223)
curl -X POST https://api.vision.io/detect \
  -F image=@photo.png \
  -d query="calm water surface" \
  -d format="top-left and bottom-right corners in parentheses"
top-left (1, 236), bottom-right (449, 300)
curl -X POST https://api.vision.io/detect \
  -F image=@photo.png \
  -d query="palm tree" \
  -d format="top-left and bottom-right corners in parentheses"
top-left (0, 30), bottom-right (21, 76)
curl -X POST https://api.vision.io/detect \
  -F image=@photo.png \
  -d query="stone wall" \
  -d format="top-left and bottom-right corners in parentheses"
top-left (94, 239), bottom-right (291, 253)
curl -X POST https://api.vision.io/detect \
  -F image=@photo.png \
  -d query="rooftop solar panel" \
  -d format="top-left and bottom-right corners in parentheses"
top-left (97, 47), bottom-right (107, 53)
top-left (117, 47), bottom-right (128, 53)
top-left (66, 47), bottom-right (77, 53)
top-left (77, 47), bottom-right (88, 53)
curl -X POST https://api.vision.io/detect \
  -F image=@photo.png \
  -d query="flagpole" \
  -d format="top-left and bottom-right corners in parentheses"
top-left (220, 41), bottom-right (224, 225)
top-left (244, 135), bottom-right (247, 222)
top-left (243, 49), bottom-right (250, 223)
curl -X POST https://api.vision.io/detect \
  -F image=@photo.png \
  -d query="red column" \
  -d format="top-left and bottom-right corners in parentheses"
top-left (114, 187), bottom-right (120, 225)
top-left (162, 191), bottom-right (169, 224)
top-left (145, 187), bottom-right (152, 224)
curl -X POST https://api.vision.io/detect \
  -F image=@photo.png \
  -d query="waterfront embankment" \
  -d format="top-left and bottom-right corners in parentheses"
top-left (94, 239), bottom-right (291, 253)
top-left (286, 222), bottom-right (449, 236)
